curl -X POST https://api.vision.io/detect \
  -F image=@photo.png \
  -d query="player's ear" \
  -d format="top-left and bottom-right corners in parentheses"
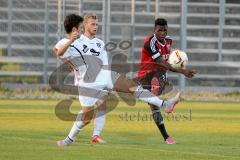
top-left (72, 27), bottom-right (77, 32)
top-left (83, 20), bottom-right (88, 27)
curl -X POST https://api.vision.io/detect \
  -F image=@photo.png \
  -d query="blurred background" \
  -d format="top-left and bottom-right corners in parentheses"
top-left (0, 0), bottom-right (239, 97)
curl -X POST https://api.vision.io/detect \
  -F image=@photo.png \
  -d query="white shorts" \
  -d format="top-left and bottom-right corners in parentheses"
top-left (76, 70), bottom-right (120, 107)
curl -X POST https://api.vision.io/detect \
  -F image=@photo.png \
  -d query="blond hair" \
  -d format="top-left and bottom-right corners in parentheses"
top-left (83, 13), bottom-right (98, 22)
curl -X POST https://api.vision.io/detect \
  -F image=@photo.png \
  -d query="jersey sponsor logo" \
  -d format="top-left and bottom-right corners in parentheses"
top-left (90, 48), bottom-right (100, 56)
top-left (83, 44), bottom-right (89, 53)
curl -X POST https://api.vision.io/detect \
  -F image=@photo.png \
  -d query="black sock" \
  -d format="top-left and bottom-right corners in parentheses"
top-left (150, 105), bottom-right (169, 140)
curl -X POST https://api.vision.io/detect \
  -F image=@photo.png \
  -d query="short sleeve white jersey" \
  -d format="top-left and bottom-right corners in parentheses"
top-left (54, 35), bottom-right (109, 83)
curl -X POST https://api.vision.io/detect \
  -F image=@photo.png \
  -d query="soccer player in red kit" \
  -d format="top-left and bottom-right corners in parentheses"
top-left (137, 18), bottom-right (196, 144)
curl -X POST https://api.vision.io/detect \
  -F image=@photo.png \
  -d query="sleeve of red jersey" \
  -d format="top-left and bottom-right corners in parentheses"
top-left (143, 36), bottom-right (161, 60)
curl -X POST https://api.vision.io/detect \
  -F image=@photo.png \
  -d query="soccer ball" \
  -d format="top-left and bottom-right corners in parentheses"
top-left (168, 50), bottom-right (188, 69)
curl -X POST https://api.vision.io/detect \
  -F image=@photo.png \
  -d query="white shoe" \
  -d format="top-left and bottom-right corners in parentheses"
top-left (163, 92), bottom-right (181, 113)
top-left (56, 137), bottom-right (73, 147)
top-left (56, 140), bottom-right (68, 147)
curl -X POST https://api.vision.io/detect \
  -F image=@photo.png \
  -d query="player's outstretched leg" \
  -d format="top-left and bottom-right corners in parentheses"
top-left (114, 74), bottom-right (180, 112)
top-left (163, 92), bottom-right (181, 113)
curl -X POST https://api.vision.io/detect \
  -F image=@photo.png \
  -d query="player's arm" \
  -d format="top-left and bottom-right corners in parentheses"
top-left (144, 41), bottom-right (195, 78)
top-left (155, 57), bottom-right (195, 78)
top-left (52, 31), bottom-right (79, 58)
top-left (54, 40), bottom-right (74, 58)
top-left (52, 44), bottom-right (71, 58)
top-left (51, 45), bottom-right (74, 71)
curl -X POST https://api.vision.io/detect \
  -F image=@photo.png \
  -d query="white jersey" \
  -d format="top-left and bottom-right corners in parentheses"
top-left (55, 35), bottom-right (109, 84)
top-left (58, 35), bottom-right (108, 64)
top-left (54, 36), bottom-right (120, 107)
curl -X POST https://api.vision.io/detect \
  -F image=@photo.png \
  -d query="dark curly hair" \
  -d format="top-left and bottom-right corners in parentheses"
top-left (155, 18), bottom-right (168, 27)
top-left (64, 14), bottom-right (83, 34)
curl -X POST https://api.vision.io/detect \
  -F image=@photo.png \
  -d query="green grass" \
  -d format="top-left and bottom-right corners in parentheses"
top-left (0, 99), bottom-right (239, 160)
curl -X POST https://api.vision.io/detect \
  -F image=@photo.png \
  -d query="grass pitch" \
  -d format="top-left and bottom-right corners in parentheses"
top-left (0, 99), bottom-right (239, 160)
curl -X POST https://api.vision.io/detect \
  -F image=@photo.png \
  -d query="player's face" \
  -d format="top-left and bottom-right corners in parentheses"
top-left (84, 18), bottom-right (98, 36)
top-left (74, 23), bottom-right (83, 35)
top-left (71, 23), bottom-right (83, 38)
top-left (154, 25), bottom-right (168, 41)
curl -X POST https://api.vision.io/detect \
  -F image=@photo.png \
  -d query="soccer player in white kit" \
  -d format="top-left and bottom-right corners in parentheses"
top-left (53, 14), bottom-right (107, 144)
top-left (54, 13), bottom-right (180, 147)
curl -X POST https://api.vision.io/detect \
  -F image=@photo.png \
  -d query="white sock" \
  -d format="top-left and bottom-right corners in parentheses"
top-left (134, 86), bottom-right (164, 108)
top-left (93, 110), bottom-right (106, 137)
top-left (67, 111), bottom-right (83, 141)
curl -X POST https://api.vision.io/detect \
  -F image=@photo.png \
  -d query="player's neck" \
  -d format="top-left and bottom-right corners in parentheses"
top-left (84, 32), bottom-right (95, 39)
top-left (154, 34), bottom-right (165, 45)
top-left (157, 37), bottom-right (165, 45)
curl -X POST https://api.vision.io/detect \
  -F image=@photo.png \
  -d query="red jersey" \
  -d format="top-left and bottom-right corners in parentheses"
top-left (137, 34), bottom-right (172, 80)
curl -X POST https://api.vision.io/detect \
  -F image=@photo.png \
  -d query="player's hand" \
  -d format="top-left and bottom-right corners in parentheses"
top-left (70, 31), bottom-right (79, 42)
top-left (182, 69), bottom-right (196, 78)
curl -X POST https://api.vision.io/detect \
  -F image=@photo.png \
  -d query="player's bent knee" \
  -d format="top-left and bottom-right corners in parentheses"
top-left (124, 80), bottom-right (139, 94)
top-left (81, 114), bottom-right (93, 125)
top-left (128, 85), bottom-right (138, 94)
top-left (82, 120), bottom-right (91, 126)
